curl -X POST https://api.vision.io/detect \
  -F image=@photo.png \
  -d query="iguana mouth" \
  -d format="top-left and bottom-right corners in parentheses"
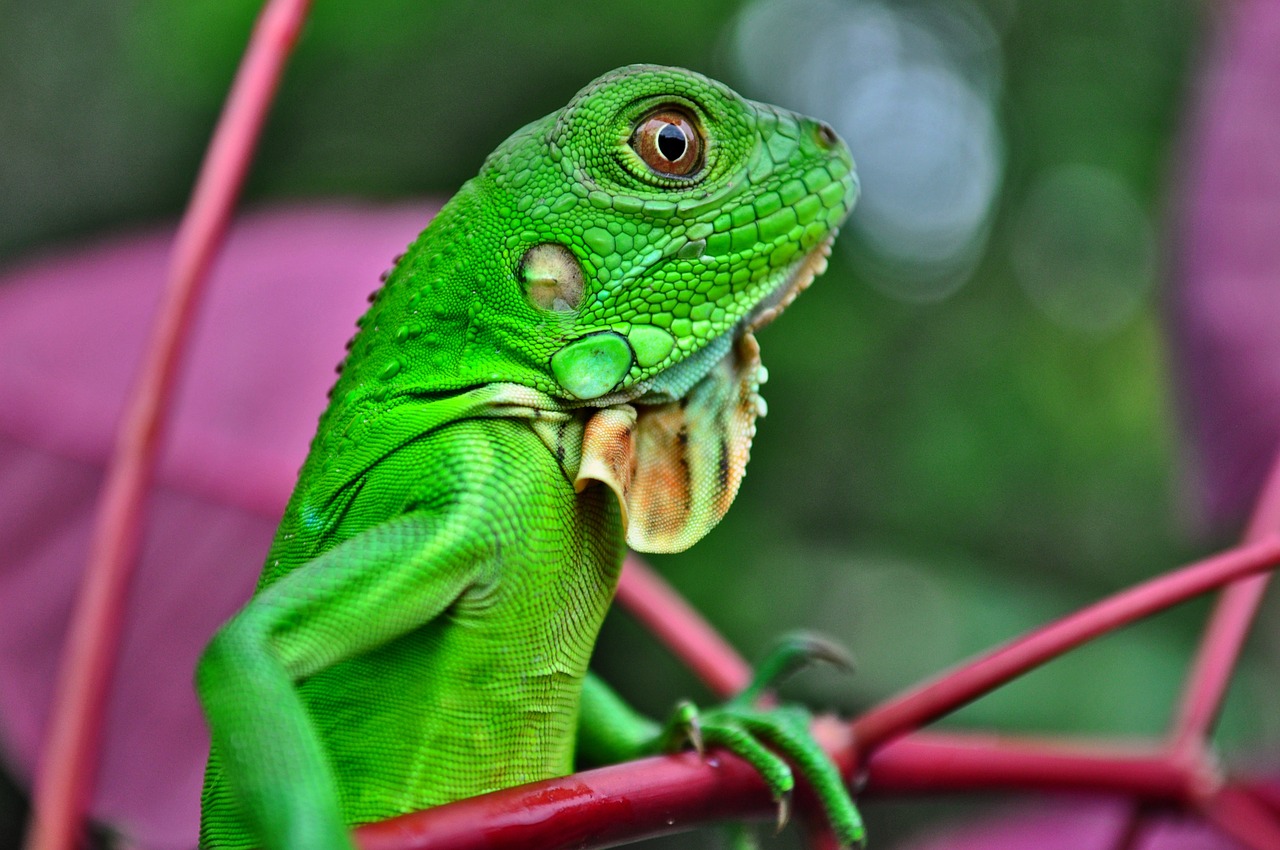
top-left (745, 232), bottom-right (836, 334)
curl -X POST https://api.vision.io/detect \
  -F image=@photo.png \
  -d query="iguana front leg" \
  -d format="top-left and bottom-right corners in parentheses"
top-left (196, 511), bottom-right (486, 850)
top-left (578, 636), bottom-right (865, 848)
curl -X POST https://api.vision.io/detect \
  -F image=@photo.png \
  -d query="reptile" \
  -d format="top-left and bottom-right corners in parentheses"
top-left (196, 64), bottom-right (860, 849)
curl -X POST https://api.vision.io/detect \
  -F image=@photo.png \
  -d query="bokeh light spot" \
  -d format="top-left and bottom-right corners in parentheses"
top-left (1011, 164), bottom-right (1155, 333)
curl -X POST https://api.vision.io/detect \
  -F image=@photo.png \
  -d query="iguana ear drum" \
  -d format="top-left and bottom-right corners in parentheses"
top-left (520, 243), bottom-right (584, 313)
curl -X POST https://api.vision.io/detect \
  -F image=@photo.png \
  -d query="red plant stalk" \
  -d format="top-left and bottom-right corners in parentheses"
top-left (350, 737), bottom-right (1187, 850)
top-left (862, 733), bottom-right (1200, 799)
top-left (617, 555), bottom-right (752, 698)
top-left (1200, 784), bottom-right (1280, 850)
top-left (22, 2), bottom-right (313, 848)
top-left (849, 534), bottom-right (1280, 754)
top-left (348, 732), bottom-right (1217, 850)
top-left (1170, 447), bottom-right (1280, 754)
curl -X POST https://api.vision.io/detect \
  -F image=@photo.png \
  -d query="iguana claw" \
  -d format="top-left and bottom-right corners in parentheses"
top-left (775, 787), bottom-right (793, 834)
top-left (662, 633), bottom-right (866, 848)
top-left (668, 700), bottom-right (704, 754)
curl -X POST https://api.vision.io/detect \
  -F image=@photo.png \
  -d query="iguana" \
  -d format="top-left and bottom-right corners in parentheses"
top-left (196, 64), bottom-right (860, 849)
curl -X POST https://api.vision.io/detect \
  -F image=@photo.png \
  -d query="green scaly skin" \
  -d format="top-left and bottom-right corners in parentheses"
top-left (197, 65), bottom-right (860, 849)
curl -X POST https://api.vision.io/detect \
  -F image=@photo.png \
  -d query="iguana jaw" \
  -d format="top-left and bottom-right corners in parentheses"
top-left (628, 233), bottom-right (837, 406)
top-left (745, 232), bottom-right (836, 334)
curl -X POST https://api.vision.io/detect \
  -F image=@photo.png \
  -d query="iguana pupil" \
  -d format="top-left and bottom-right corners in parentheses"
top-left (656, 123), bottom-right (686, 161)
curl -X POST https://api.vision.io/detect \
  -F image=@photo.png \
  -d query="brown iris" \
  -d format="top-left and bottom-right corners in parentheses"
top-left (630, 109), bottom-right (702, 178)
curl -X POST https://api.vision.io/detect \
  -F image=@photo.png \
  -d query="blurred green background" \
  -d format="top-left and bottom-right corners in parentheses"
top-left (6, 0), bottom-right (1270, 847)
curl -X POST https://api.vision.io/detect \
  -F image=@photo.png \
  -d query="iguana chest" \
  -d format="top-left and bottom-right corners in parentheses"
top-left (282, 416), bottom-right (626, 823)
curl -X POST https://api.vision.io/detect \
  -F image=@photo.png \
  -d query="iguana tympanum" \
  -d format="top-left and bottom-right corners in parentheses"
top-left (196, 64), bottom-right (860, 849)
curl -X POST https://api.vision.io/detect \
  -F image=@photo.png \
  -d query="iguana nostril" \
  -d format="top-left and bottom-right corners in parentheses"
top-left (815, 122), bottom-right (838, 149)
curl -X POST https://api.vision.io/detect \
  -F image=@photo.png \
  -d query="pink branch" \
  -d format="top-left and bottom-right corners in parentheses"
top-left (617, 554), bottom-right (753, 698)
top-left (1243, 782), bottom-right (1280, 813)
top-left (355, 750), bottom-right (776, 850)
top-left (850, 537), bottom-right (1280, 753)
top-left (1200, 784), bottom-right (1280, 850)
top-left (351, 729), bottom-right (1219, 850)
top-left (864, 734), bottom-right (1201, 800)
top-left (21, 2), bottom-right (313, 848)
top-left (1170, 448), bottom-right (1280, 751)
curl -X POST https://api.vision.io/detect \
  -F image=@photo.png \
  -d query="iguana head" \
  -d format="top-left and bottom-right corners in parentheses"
top-left (354, 65), bottom-right (857, 550)
top-left (361, 64), bottom-right (855, 399)
top-left (488, 64), bottom-right (857, 402)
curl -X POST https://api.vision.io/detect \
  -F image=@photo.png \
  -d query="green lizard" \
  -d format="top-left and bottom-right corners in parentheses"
top-left (196, 64), bottom-right (860, 849)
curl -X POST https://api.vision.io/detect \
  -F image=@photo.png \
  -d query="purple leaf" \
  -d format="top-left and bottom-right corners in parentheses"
top-left (1173, 0), bottom-right (1280, 532)
top-left (0, 201), bottom-right (440, 848)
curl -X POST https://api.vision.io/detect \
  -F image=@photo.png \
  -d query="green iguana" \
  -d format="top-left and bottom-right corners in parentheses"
top-left (196, 64), bottom-right (861, 849)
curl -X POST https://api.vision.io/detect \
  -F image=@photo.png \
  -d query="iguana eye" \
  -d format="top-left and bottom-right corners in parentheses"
top-left (630, 109), bottom-right (702, 178)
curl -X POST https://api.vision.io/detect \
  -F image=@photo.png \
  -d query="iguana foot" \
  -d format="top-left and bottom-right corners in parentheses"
top-left (662, 633), bottom-right (866, 848)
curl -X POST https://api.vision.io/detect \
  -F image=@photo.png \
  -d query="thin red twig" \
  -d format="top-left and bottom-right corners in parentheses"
top-left (1240, 781), bottom-right (1280, 816)
top-left (1170, 447), bottom-right (1280, 752)
top-left (21, 2), bottom-right (312, 848)
top-left (617, 555), bottom-right (753, 698)
top-left (863, 733), bottom-right (1201, 800)
top-left (850, 537), bottom-right (1280, 754)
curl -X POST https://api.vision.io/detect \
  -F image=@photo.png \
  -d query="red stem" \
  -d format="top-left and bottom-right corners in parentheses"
top-left (1240, 781), bottom-right (1280, 816)
top-left (850, 537), bottom-right (1280, 753)
top-left (863, 733), bottom-right (1203, 800)
top-left (351, 730), bottom-right (1216, 850)
top-left (21, 2), bottom-right (312, 848)
top-left (617, 554), bottom-right (753, 698)
top-left (354, 749), bottom-right (776, 850)
top-left (1200, 784), bottom-right (1280, 850)
top-left (1170, 448), bottom-right (1280, 752)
